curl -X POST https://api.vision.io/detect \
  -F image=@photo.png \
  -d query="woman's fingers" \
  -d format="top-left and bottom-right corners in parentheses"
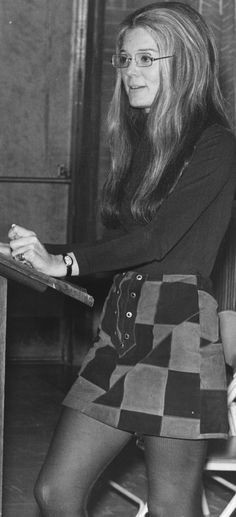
top-left (10, 235), bottom-right (38, 254)
top-left (0, 243), bottom-right (11, 256)
top-left (8, 224), bottom-right (36, 240)
top-left (10, 238), bottom-right (53, 273)
top-left (11, 244), bottom-right (47, 271)
top-left (8, 226), bottom-right (48, 269)
top-left (9, 226), bottom-right (42, 264)
top-left (11, 245), bottom-right (33, 260)
top-left (11, 240), bottom-right (48, 267)
top-left (7, 224), bottom-right (62, 276)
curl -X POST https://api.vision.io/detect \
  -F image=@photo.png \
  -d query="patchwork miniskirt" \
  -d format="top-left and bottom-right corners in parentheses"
top-left (63, 271), bottom-right (228, 439)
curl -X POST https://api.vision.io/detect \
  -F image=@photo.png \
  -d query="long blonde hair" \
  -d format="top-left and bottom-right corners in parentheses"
top-left (101, 2), bottom-right (229, 226)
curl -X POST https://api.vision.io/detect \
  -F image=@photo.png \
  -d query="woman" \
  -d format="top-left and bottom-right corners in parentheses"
top-left (2, 3), bottom-right (236, 516)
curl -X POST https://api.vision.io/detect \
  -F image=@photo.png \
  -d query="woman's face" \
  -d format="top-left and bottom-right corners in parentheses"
top-left (120, 27), bottom-right (163, 112)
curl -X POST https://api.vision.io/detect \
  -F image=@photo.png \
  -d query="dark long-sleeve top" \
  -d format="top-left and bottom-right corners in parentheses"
top-left (71, 123), bottom-right (236, 280)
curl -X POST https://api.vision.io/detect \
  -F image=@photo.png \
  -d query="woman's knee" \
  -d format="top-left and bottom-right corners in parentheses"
top-left (34, 475), bottom-right (64, 513)
top-left (34, 473), bottom-right (85, 515)
top-left (34, 475), bottom-right (50, 511)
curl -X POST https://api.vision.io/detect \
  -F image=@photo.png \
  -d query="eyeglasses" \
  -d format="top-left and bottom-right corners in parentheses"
top-left (111, 52), bottom-right (174, 69)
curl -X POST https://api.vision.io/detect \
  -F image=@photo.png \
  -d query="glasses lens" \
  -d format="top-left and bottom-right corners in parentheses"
top-left (136, 53), bottom-right (152, 67)
top-left (112, 55), bottom-right (129, 68)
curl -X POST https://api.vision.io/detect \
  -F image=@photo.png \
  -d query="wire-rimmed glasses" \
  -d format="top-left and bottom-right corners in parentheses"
top-left (111, 52), bottom-right (174, 69)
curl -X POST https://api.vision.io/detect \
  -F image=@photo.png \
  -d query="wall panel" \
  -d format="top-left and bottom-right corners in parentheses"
top-left (0, 0), bottom-right (74, 178)
top-left (0, 182), bottom-right (69, 243)
top-left (0, 0), bottom-right (88, 363)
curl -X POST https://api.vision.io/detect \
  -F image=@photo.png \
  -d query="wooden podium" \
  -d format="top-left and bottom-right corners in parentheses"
top-left (0, 253), bottom-right (94, 515)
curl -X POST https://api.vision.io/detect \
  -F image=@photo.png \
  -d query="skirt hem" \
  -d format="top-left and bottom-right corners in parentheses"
top-left (62, 400), bottom-right (228, 440)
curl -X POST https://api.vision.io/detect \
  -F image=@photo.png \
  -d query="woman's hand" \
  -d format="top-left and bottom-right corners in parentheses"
top-left (0, 243), bottom-right (11, 256)
top-left (8, 224), bottom-right (67, 277)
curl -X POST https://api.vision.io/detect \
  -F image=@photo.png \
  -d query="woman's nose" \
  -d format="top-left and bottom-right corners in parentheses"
top-left (126, 59), bottom-right (140, 75)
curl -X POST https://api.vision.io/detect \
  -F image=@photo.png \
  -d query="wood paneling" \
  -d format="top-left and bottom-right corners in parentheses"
top-left (0, 0), bottom-right (86, 363)
top-left (0, 182), bottom-right (69, 243)
top-left (71, 0), bottom-right (105, 243)
top-left (0, 0), bottom-right (106, 364)
top-left (0, 0), bottom-right (74, 178)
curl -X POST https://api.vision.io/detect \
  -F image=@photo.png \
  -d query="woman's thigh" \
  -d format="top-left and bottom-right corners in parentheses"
top-left (35, 407), bottom-right (131, 511)
top-left (143, 435), bottom-right (207, 517)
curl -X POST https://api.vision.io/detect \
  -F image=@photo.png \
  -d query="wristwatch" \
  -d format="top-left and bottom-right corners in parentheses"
top-left (62, 254), bottom-right (73, 277)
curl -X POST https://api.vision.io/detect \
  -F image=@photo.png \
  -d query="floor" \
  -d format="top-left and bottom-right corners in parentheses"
top-left (2, 363), bottom-right (236, 517)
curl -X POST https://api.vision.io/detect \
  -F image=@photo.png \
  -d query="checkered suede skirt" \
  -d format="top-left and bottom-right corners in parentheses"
top-left (63, 272), bottom-right (228, 439)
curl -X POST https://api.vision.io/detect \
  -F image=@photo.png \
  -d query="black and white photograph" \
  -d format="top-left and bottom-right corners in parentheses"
top-left (0, 1), bottom-right (236, 516)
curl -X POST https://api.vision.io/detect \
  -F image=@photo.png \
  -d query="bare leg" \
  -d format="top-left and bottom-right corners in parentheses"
top-left (144, 435), bottom-right (207, 517)
top-left (34, 407), bottom-right (131, 516)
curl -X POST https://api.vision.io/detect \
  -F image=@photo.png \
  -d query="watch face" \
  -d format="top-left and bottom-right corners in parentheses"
top-left (64, 255), bottom-right (73, 266)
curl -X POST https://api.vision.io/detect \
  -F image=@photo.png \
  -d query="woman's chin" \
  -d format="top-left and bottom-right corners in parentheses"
top-left (128, 99), bottom-right (150, 110)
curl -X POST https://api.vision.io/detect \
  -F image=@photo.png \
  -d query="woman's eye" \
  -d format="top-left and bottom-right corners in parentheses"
top-left (120, 55), bottom-right (128, 66)
top-left (139, 54), bottom-right (152, 65)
